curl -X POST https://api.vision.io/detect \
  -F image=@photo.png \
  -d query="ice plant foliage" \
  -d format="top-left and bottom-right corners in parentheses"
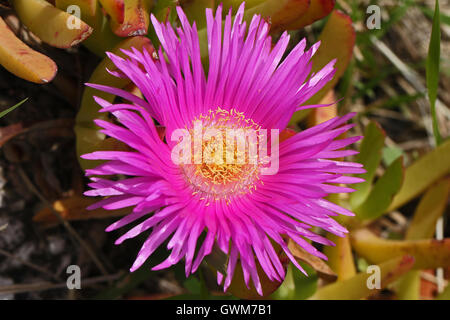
top-left (82, 4), bottom-right (365, 295)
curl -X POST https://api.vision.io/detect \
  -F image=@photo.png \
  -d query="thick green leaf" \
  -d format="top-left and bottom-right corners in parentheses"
top-left (349, 121), bottom-right (385, 209)
top-left (0, 17), bottom-right (57, 84)
top-left (74, 37), bottom-right (153, 170)
top-left (395, 270), bottom-right (421, 300)
top-left (426, 0), bottom-right (442, 146)
top-left (0, 98), bottom-right (28, 118)
top-left (351, 229), bottom-right (450, 270)
top-left (387, 139), bottom-right (450, 211)
top-left (13, 0), bottom-right (93, 49)
top-left (382, 145), bottom-right (404, 167)
top-left (356, 257), bottom-right (369, 273)
top-left (323, 234), bottom-right (356, 281)
top-left (354, 157), bottom-right (404, 220)
top-left (179, 271), bottom-right (209, 299)
top-left (309, 255), bottom-right (415, 300)
top-left (271, 263), bottom-right (317, 300)
top-left (55, 0), bottom-right (121, 57)
top-left (183, 278), bottom-right (200, 295)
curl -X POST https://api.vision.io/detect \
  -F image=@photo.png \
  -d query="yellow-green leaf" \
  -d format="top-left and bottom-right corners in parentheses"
top-left (436, 283), bottom-right (450, 300)
top-left (99, 0), bottom-right (125, 24)
top-left (394, 270), bottom-right (421, 300)
top-left (13, 0), bottom-right (93, 48)
top-left (323, 234), bottom-right (356, 281)
top-left (354, 156), bottom-right (404, 220)
top-left (271, 263), bottom-right (318, 300)
top-left (55, 0), bottom-right (122, 56)
top-left (351, 229), bottom-right (450, 270)
top-left (406, 178), bottom-right (450, 240)
top-left (309, 255), bottom-right (414, 300)
top-left (349, 121), bottom-right (385, 209)
top-left (395, 178), bottom-right (449, 300)
top-left (0, 17), bottom-right (57, 84)
top-left (387, 138), bottom-right (450, 211)
top-left (74, 36), bottom-right (154, 170)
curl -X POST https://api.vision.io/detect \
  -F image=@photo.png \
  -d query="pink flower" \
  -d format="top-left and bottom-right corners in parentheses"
top-left (82, 4), bottom-right (364, 295)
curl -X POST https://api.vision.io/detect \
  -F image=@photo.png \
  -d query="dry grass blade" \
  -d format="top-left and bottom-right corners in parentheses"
top-left (0, 272), bottom-right (123, 295)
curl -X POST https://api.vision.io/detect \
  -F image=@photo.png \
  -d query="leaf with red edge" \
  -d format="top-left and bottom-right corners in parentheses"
top-left (110, 0), bottom-right (151, 37)
top-left (13, 0), bottom-right (93, 48)
top-left (99, 0), bottom-right (125, 24)
top-left (0, 17), bottom-right (57, 84)
top-left (310, 255), bottom-right (415, 300)
top-left (285, 0), bottom-right (335, 30)
top-left (55, 0), bottom-right (122, 57)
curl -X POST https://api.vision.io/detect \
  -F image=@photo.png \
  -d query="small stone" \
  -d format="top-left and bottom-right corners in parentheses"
top-left (0, 214), bottom-right (25, 251)
top-left (47, 235), bottom-right (65, 255)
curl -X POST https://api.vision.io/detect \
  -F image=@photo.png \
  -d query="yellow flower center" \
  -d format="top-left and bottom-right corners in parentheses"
top-left (181, 108), bottom-right (264, 204)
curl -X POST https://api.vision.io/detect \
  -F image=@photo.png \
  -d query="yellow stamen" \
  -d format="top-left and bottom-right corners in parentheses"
top-left (181, 108), bottom-right (264, 202)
